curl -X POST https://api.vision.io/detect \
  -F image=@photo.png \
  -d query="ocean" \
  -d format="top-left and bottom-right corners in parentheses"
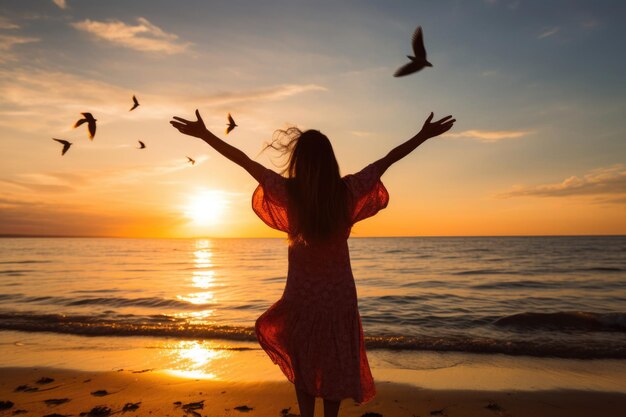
top-left (1, 236), bottom-right (624, 363)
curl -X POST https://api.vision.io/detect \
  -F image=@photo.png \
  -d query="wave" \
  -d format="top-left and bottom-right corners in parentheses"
top-left (453, 266), bottom-right (624, 276)
top-left (0, 293), bottom-right (213, 310)
top-left (0, 260), bottom-right (52, 264)
top-left (0, 269), bottom-right (35, 276)
top-left (453, 269), bottom-right (512, 276)
top-left (494, 311), bottom-right (626, 332)
top-left (0, 312), bottom-right (624, 359)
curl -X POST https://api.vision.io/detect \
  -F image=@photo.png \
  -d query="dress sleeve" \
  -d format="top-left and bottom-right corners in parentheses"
top-left (344, 163), bottom-right (390, 224)
top-left (252, 168), bottom-right (291, 233)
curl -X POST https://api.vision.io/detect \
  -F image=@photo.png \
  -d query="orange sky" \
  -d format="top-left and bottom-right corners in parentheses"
top-left (1, 1), bottom-right (625, 237)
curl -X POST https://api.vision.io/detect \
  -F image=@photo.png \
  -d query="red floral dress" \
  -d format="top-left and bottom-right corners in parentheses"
top-left (252, 163), bottom-right (389, 404)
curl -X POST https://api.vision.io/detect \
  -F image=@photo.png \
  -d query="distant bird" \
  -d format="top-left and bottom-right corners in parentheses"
top-left (137, 140), bottom-right (146, 149)
top-left (52, 138), bottom-right (72, 155)
top-left (74, 112), bottom-right (97, 140)
top-left (393, 26), bottom-right (432, 77)
top-left (226, 113), bottom-right (237, 135)
top-left (186, 156), bottom-right (196, 165)
top-left (130, 95), bottom-right (140, 111)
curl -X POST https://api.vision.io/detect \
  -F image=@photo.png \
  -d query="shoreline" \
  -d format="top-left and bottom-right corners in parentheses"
top-left (2, 330), bottom-right (626, 394)
top-left (1, 366), bottom-right (626, 417)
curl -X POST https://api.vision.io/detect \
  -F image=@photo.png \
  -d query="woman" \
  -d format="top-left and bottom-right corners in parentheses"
top-left (170, 110), bottom-right (455, 417)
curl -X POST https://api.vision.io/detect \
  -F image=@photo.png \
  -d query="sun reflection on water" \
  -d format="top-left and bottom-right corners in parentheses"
top-left (176, 239), bottom-right (217, 306)
top-left (161, 340), bottom-right (229, 380)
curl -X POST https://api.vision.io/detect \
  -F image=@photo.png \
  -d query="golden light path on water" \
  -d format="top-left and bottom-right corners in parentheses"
top-left (177, 239), bottom-right (217, 305)
top-left (165, 239), bottom-right (226, 379)
top-left (161, 340), bottom-right (229, 380)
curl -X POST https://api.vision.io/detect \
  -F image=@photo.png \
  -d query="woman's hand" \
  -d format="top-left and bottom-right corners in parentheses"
top-left (419, 112), bottom-right (455, 140)
top-left (170, 109), bottom-right (208, 139)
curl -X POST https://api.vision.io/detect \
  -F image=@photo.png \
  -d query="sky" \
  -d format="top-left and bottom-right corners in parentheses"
top-left (0, 0), bottom-right (625, 238)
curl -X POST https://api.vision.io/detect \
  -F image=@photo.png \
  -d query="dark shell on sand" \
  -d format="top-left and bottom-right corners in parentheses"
top-left (234, 405), bottom-right (254, 412)
top-left (44, 398), bottom-right (71, 406)
top-left (37, 377), bottom-right (55, 384)
top-left (14, 385), bottom-right (38, 392)
top-left (486, 402), bottom-right (504, 412)
top-left (182, 400), bottom-right (204, 410)
top-left (0, 401), bottom-right (14, 410)
top-left (122, 402), bottom-right (141, 412)
top-left (79, 405), bottom-right (112, 417)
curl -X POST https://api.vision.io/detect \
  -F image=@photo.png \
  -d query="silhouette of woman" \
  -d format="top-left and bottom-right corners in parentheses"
top-left (170, 110), bottom-right (455, 417)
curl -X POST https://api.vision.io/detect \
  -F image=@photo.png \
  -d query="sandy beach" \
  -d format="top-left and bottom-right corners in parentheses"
top-left (0, 366), bottom-right (625, 417)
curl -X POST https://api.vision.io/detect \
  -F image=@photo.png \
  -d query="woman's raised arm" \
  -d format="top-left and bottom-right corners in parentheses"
top-left (373, 112), bottom-right (455, 176)
top-left (170, 110), bottom-right (266, 183)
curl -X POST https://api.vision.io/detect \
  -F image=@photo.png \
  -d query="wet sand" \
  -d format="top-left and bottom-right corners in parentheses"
top-left (1, 366), bottom-right (625, 417)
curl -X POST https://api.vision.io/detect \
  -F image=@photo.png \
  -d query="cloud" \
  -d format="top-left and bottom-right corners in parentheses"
top-left (0, 34), bottom-right (39, 64)
top-left (71, 17), bottom-right (190, 54)
top-left (0, 33), bottom-right (38, 52)
top-left (0, 67), bottom-right (326, 133)
top-left (444, 129), bottom-right (532, 142)
top-left (0, 17), bottom-right (20, 30)
top-left (350, 130), bottom-right (374, 137)
top-left (0, 156), bottom-right (210, 195)
top-left (52, 0), bottom-right (67, 9)
top-left (538, 27), bottom-right (559, 39)
top-left (498, 165), bottom-right (626, 202)
top-left (194, 84), bottom-right (327, 106)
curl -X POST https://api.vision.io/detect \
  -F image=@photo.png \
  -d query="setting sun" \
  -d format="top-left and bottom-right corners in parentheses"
top-left (184, 191), bottom-right (229, 225)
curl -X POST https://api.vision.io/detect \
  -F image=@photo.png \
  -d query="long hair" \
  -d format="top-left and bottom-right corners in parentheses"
top-left (264, 127), bottom-right (350, 245)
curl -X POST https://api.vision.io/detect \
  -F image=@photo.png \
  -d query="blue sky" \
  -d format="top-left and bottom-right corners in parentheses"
top-left (0, 0), bottom-right (624, 236)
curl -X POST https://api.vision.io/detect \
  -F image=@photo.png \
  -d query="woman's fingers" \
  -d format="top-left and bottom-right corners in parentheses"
top-left (195, 109), bottom-right (204, 123)
top-left (172, 116), bottom-right (191, 124)
top-left (436, 115), bottom-right (454, 124)
top-left (170, 121), bottom-right (187, 130)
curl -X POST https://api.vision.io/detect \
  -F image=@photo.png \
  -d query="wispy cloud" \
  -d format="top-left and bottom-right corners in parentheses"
top-left (52, 0), bottom-right (67, 9)
top-left (350, 130), bottom-right (374, 137)
top-left (0, 34), bottom-right (39, 51)
top-left (538, 27), bottom-right (560, 39)
top-left (0, 156), bottom-right (210, 194)
top-left (0, 68), bottom-right (326, 133)
top-left (0, 34), bottom-right (39, 63)
top-left (497, 165), bottom-right (626, 202)
top-left (194, 84), bottom-right (327, 106)
top-left (71, 17), bottom-right (190, 54)
top-left (0, 17), bottom-right (20, 30)
top-left (444, 129), bottom-right (532, 142)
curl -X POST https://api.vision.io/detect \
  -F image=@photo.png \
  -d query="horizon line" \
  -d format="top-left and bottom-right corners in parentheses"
top-left (1, 233), bottom-right (625, 239)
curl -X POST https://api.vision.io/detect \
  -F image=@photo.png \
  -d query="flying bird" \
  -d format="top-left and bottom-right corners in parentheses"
top-left (74, 112), bottom-right (97, 139)
top-left (138, 140), bottom-right (146, 149)
top-left (186, 156), bottom-right (196, 165)
top-left (226, 113), bottom-right (237, 135)
top-left (394, 26), bottom-right (432, 77)
top-left (52, 138), bottom-right (72, 155)
top-left (130, 95), bottom-right (140, 111)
